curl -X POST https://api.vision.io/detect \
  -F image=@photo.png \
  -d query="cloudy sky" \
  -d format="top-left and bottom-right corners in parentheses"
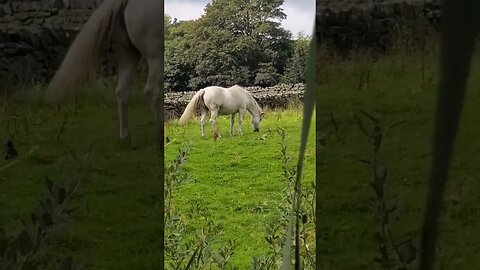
top-left (165, 0), bottom-right (315, 37)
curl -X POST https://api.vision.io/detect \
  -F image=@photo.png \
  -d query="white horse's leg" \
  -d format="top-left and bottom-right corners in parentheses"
top-left (210, 110), bottom-right (220, 137)
top-left (238, 109), bottom-right (245, 135)
top-left (137, 56), bottom-right (162, 147)
top-left (123, 0), bottom-right (163, 145)
top-left (230, 113), bottom-right (235, 136)
top-left (200, 109), bottom-right (207, 137)
top-left (113, 31), bottom-right (140, 142)
top-left (144, 57), bottom-right (162, 124)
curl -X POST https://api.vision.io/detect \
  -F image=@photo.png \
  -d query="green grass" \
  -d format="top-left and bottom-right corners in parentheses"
top-left (0, 84), bottom-right (315, 269)
top-left (318, 47), bottom-right (480, 269)
top-left (0, 90), bottom-right (162, 270)
top-left (164, 106), bottom-right (315, 268)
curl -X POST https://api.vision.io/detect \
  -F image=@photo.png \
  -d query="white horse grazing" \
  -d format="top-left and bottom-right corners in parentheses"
top-left (44, 0), bottom-right (163, 144)
top-left (178, 85), bottom-right (264, 137)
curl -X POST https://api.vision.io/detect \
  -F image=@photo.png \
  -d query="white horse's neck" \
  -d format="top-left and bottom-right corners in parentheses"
top-left (245, 91), bottom-right (261, 115)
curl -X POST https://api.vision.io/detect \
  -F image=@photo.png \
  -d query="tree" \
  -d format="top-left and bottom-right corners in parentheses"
top-left (255, 62), bottom-right (280, 86)
top-left (164, 0), bottom-right (296, 91)
top-left (188, 0), bottom-right (293, 88)
top-left (164, 16), bottom-right (197, 91)
top-left (282, 35), bottom-right (310, 84)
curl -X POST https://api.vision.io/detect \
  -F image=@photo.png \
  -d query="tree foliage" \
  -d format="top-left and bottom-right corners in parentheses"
top-left (164, 0), bottom-right (311, 92)
top-left (282, 34), bottom-right (310, 84)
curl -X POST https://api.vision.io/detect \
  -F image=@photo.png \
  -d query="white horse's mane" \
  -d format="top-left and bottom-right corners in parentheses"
top-left (231, 85), bottom-right (261, 112)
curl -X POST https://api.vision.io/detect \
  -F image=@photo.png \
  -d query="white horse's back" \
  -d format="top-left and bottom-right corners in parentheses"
top-left (203, 85), bottom-right (250, 115)
top-left (123, 0), bottom-right (163, 58)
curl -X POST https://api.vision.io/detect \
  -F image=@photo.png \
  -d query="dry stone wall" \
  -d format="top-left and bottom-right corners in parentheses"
top-left (317, 0), bottom-right (442, 52)
top-left (165, 84), bottom-right (305, 121)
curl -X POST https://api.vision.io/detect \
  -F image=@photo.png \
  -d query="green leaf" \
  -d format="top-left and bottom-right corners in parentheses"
top-left (6, 245), bottom-right (17, 262)
top-left (45, 178), bottom-right (53, 196)
top-left (420, 1), bottom-right (480, 268)
top-left (68, 149), bottom-right (79, 162)
top-left (0, 228), bottom-right (7, 256)
top-left (58, 188), bottom-right (66, 205)
top-left (353, 113), bottom-right (370, 137)
top-left (396, 238), bottom-right (417, 264)
top-left (22, 260), bottom-right (37, 270)
top-left (45, 198), bottom-right (54, 216)
top-left (59, 256), bottom-right (73, 270)
top-left (281, 210), bottom-right (293, 269)
top-left (30, 213), bottom-right (37, 225)
top-left (386, 206), bottom-right (399, 227)
top-left (42, 213), bottom-right (53, 227)
top-left (185, 244), bottom-right (201, 270)
top-left (18, 230), bottom-right (32, 255)
top-left (374, 160), bottom-right (387, 187)
top-left (63, 206), bottom-right (78, 215)
top-left (358, 159), bottom-right (372, 165)
top-left (292, 19), bottom-right (316, 270)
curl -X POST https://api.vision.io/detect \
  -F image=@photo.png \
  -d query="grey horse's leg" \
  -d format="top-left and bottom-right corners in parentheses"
top-left (141, 57), bottom-right (162, 148)
top-left (238, 109), bottom-right (245, 135)
top-left (201, 108), bottom-right (207, 138)
top-left (144, 57), bottom-right (162, 124)
top-left (123, 0), bottom-right (163, 146)
top-left (230, 113), bottom-right (235, 136)
top-left (210, 109), bottom-right (220, 137)
top-left (112, 27), bottom-right (140, 142)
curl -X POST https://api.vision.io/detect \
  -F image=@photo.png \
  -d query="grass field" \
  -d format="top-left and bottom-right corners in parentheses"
top-left (164, 105), bottom-right (316, 268)
top-left (318, 47), bottom-right (480, 269)
top-left (1, 88), bottom-right (163, 270)
top-left (0, 84), bottom-right (315, 269)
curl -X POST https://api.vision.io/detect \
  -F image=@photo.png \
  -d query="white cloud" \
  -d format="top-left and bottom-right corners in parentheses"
top-left (165, 1), bottom-right (208, 22)
top-left (281, 1), bottom-right (315, 37)
top-left (165, 0), bottom-right (315, 38)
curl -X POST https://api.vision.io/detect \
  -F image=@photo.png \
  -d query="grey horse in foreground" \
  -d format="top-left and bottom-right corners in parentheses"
top-left (44, 0), bottom-right (163, 143)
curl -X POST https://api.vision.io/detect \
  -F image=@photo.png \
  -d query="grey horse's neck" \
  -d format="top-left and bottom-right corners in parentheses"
top-left (245, 91), bottom-right (260, 115)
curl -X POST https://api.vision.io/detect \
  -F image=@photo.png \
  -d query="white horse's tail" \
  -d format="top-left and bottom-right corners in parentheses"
top-left (178, 88), bottom-right (206, 125)
top-left (44, 0), bottom-right (127, 104)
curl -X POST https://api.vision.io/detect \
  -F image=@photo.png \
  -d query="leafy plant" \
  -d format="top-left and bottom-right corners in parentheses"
top-left (0, 146), bottom-right (93, 270)
top-left (419, 1), bottom-right (479, 269)
top-left (281, 24), bottom-right (315, 270)
top-left (355, 111), bottom-right (417, 270)
top-left (250, 128), bottom-right (315, 270)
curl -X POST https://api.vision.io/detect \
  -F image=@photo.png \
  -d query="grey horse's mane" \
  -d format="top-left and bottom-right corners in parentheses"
top-left (232, 85), bottom-right (261, 111)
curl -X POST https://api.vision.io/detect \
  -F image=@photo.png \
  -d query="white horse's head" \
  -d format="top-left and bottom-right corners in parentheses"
top-left (252, 111), bottom-right (264, 132)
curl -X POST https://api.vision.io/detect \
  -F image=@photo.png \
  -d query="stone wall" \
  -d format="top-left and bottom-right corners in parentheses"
top-left (164, 84), bottom-right (305, 121)
top-left (317, 0), bottom-right (443, 52)
top-left (0, 0), bottom-right (113, 85)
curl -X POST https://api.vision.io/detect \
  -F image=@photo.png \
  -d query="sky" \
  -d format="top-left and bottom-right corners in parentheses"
top-left (165, 0), bottom-right (315, 38)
